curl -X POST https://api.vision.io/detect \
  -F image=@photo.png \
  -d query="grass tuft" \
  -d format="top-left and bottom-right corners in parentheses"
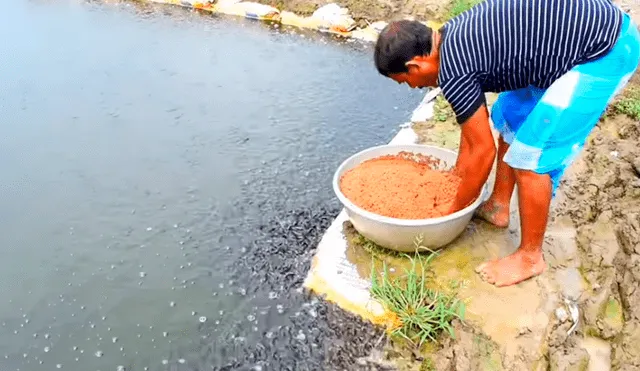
top-left (447, 0), bottom-right (485, 19)
top-left (370, 238), bottom-right (466, 348)
top-left (611, 86), bottom-right (640, 120)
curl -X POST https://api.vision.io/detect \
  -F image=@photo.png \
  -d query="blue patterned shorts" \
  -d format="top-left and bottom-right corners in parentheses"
top-left (490, 12), bottom-right (640, 197)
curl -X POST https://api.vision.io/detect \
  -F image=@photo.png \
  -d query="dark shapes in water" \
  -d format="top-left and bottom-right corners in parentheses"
top-left (204, 206), bottom-right (387, 370)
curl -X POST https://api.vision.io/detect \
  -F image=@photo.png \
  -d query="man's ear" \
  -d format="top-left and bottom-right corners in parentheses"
top-left (405, 60), bottom-right (421, 72)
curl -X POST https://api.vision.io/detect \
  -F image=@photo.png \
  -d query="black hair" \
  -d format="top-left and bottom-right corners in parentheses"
top-left (374, 20), bottom-right (433, 76)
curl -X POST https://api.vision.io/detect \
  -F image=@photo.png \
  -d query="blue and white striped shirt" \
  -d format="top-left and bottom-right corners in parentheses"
top-left (438, 0), bottom-right (624, 124)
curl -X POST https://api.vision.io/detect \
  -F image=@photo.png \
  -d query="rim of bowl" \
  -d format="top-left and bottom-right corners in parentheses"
top-left (332, 143), bottom-right (488, 227)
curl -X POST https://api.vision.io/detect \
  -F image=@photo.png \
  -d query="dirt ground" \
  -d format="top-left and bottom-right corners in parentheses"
top-left (255, 0), bottom-right (449, 23)
top-left (253, 0), bottom-right (640, 28)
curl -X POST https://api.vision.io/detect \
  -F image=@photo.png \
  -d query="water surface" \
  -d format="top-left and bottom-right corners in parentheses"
top-left (0, 1), bottom-right (423, 369)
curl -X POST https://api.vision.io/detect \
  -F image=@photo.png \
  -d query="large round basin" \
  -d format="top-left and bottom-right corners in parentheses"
top-left (333, 144), bottom-right (489, 252)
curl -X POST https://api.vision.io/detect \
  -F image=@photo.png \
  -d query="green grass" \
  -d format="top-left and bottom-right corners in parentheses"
top-left (370, 245), bottom-right (466, 348)
top-left (433, 94), bottom-right (454, 122)
top-left (448, 0), bottom-right (485, 19)
top-left (611, 87), bottom-right (640, 120)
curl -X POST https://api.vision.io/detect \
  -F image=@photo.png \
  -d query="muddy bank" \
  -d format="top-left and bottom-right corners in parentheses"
top-left (556, 114), bottom-right (640, 371)
top-left (255, 0), bottom-right (450, 24)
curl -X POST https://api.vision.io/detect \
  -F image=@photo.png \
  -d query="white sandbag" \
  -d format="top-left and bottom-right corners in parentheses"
top-left (311, 3), bottom-right (355, 31)
top-left (410, 88), bottom-right (441, 123)
top-left (216, 1), bottom-right (280, 20)
top-left (369, 21), bottom-right (388, 33)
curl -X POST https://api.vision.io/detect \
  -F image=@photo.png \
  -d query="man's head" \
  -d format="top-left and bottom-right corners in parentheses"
top-left (374, 20), bottom-right (440, 88)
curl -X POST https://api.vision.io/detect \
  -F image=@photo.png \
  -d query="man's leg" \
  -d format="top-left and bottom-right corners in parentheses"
top-left (475, 169), bottom-right (551, 286)
top-left (476, 136), bottom-right (516, 228)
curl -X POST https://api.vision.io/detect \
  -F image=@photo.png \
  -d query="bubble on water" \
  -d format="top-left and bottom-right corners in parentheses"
top-left (146, 227), bottom-right (153, 231)
top-left (44, 347), bottom-right (50, 353)
top-left (266, 331), bottom-right (273, 339)
top-left (268, 292), bottom-right (278, 300)
top-left (90, 324), bottom-right (95, 329)
top-left (173, 224), bottom-right (178, 228)
top-left (72, 346), bottom-right (78, 351)
top-left (56, 364), bottom-right (62, 369)
top-left (139, 272), bottom-right (146, 278)
top-left (112, 337), bottom-right (118, 343)
top-left (215, 320), bottom-right (220, 325)
top-left (218, 283), bottom-right (224, 289)
top-left (170, 301), bottom-right (176, 307)
top-left (117, 366), bottom-right (125, 371)
top-left (191, 311), bottom-right (196, 316)
top-left (162, 360), bottom-right (168, 365)
top-left (44, 333), bottom-right (50, 339)
top-left (247, 314), bottom-right (255, 322)
top-left (178, 358), bottom-right (186, 364)
top-left (219, 310), bottom-right (224, 316)
top-left (13, 330), bottom-right (18, 334)
top-left (95, 351), bottom-right (103, 357)
top-left (102, 316), bottom-right (107, 321)
top-left (199, 316), bottom-right (207, 323)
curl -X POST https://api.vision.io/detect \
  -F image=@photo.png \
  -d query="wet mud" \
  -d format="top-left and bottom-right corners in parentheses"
top-left (555, 114), bottom-right (640, 371)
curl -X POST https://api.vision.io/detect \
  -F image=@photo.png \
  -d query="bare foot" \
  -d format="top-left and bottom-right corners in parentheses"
top-left (475, 248), bottom-right (546, 287)
top-left (475, 199), bottom-right (510, 228)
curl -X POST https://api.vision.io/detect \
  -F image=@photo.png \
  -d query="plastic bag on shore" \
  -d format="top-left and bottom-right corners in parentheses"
top-left (215, 1), bottom-right (281, 21)
top-left (410, 87), bottom-right (441, 123)
top-left (311, 3), bottom-right (355, 33)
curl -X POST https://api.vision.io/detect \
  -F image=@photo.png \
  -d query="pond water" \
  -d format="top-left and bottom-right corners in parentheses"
top-left (0, 0), bottom-right (423, 369)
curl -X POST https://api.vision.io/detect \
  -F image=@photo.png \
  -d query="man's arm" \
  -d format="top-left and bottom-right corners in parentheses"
top-left (449, 103), bottom-right (496, 213)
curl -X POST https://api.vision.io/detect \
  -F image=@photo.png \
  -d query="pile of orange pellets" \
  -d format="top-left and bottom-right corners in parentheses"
top-left (339, 152), bottom-right (461, 220)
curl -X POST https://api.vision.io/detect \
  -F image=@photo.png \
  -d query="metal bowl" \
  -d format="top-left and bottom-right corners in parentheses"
top-left (333, 144), bottom-right (488, 252)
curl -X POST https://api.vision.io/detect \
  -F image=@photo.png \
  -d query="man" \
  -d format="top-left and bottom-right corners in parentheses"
top-left (374, 0), bottom-right (640, 287)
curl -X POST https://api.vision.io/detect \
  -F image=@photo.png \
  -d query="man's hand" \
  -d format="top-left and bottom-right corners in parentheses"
top-left (449, 103), bottom-right (496, 213)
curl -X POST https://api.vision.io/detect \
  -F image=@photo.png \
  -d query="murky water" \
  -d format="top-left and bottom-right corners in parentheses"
top-left (0, 0), bottom-right (422, 369)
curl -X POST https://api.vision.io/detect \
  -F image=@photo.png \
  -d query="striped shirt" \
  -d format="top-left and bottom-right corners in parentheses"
top-left (438, 0), bottom-right (624, 124)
